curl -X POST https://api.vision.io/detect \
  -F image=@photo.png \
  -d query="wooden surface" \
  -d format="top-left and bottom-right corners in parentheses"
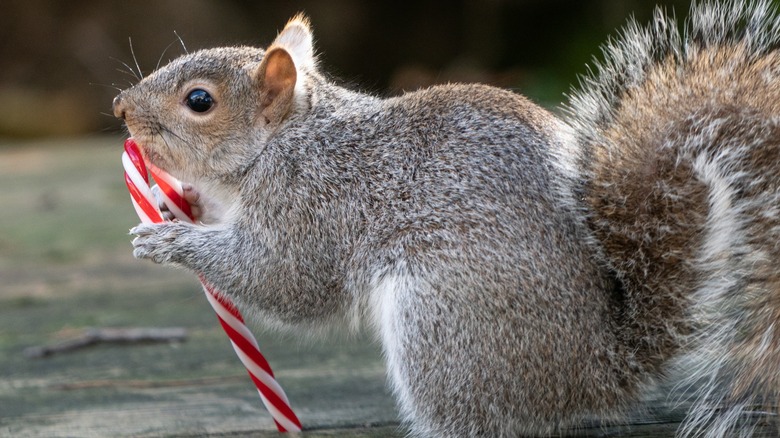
top-left (0, 138), bottom-right (777, 437)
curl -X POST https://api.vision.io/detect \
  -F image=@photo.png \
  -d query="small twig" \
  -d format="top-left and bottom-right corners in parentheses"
top-left (53, 375), bottom-right (246, 390)
top-left (24, 327), bottom-right (188, 359)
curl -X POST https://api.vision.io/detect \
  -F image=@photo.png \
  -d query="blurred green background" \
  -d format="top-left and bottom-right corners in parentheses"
top-left (0, 0), bottom-right (706, 139)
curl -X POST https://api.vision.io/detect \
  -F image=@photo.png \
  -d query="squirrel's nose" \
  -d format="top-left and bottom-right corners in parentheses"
top-left (113, 94), bottom-right (126, 120)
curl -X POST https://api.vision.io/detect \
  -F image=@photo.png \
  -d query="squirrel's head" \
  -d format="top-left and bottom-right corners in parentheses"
top-left (113, 14), bottom-right (316, 183)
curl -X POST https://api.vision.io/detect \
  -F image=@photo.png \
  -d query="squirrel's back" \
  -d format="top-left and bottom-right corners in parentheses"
top-left (337, 84), bottom-right (642, 435)
top-left (567, 1), bottom-right (780, 435)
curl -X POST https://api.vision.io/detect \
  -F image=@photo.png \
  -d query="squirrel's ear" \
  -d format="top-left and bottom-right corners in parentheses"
top-left (254, 14), bottom-right (314, 125)
top-left (269, 13), bottom-right (314, 72)
top-left (256, 47), bottom-right (297, 124)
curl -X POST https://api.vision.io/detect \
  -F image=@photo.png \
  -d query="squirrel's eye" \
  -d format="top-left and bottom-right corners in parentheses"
top-left (185, 89), bottom-right (214, 113)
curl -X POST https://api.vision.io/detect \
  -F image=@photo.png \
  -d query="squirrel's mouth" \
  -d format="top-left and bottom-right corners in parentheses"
top-left (122, 121), bottom-right (171, 170)
top-left (143, 148), bottom-right (166, 170)
top-left (127, 137), bottom-right (173, 179)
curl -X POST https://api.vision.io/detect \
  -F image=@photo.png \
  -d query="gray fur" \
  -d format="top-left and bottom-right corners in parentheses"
top-left (116, 3), bottom-right (780, 436)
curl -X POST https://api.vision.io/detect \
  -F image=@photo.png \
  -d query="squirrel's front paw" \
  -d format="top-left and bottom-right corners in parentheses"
top-left (130, 222), bottom-right (192, 264)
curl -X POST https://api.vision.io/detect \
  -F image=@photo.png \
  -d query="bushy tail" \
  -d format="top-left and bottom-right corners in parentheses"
top-left (566, 1), bottom-right (780, 436)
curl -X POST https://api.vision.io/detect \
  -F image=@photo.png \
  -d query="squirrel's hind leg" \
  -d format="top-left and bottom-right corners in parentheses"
top-left (367, 267), bottom-right (627, 437)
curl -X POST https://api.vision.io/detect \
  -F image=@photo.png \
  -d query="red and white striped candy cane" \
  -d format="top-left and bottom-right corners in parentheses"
top-left (122, 138), bottom-right (302, 432)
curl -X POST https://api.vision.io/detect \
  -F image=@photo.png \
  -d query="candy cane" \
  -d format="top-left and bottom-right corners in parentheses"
top-left (122, 138), bottom-right (302, 432)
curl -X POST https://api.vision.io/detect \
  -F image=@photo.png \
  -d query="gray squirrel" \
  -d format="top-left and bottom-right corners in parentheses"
top-left (113, 1), bottom-right (780, 436)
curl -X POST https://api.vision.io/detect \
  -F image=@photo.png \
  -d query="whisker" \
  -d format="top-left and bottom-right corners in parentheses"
top-left (155, 39), bottom-right (178, 71)
top-left (128, 37), bottom-right (144, 79)
top-left (115, 68), bottom-right (138, 81)
top-left (158, 128), bottom-right (178, 158)
top-left (110, 56), bottom-right (141, 82)
top-left (97, 125), bottom-right (128, 136)
top-left (160, 125), bottom-right (186, 143)
top-left (90, 82), bottom-right (123, 92)
top-left (174, 30), bottom-right (188, 54)
top-left (160, 132), bottom-right (173, 149)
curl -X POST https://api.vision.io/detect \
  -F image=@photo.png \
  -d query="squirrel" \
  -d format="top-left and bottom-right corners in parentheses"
top-left (113, 1), bottom-right (780, 436)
